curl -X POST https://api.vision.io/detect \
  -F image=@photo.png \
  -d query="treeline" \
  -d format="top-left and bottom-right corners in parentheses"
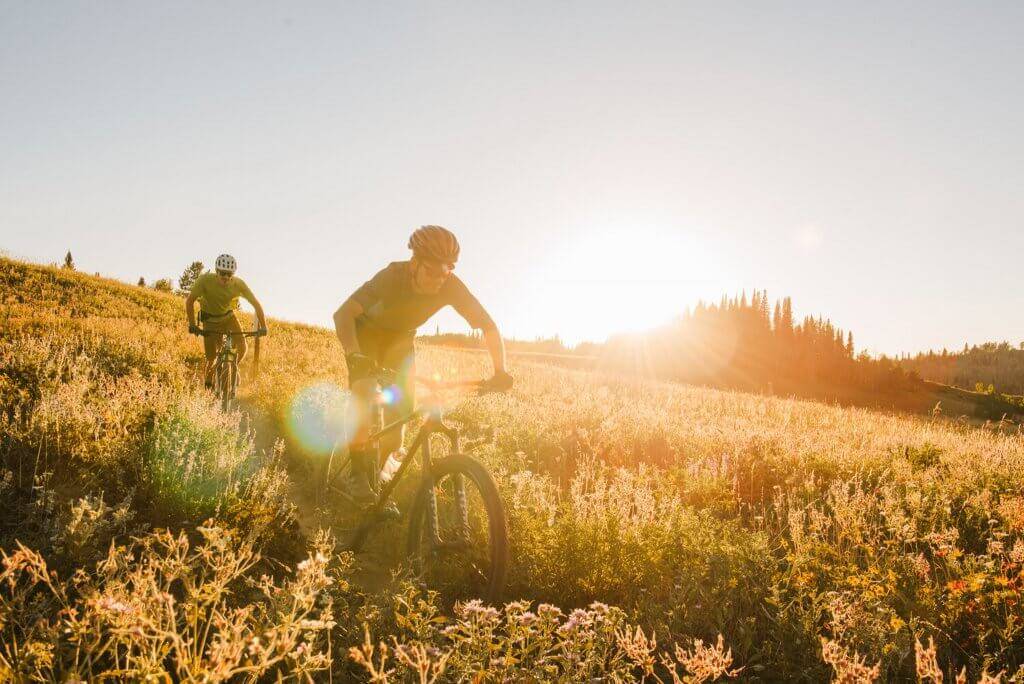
top-left (423, 292), bottom-right (922, 398)
top-left (57, 250), bottom-right (204, 294)
top-left (598, 291), bottom-right (920, 395)
top-left (899, 342), bottom-right (1024, 395)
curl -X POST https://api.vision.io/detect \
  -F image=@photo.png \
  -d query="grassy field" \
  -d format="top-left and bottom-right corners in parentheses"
top-left (1, 257), bottom-right (1023, 681)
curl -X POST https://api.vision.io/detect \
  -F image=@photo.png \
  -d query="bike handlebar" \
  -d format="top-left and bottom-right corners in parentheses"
top-left (194, 328), bottom-right (266, 338)
top-left (347, 354), bottom-right (512, 396)
top-left (373, 370), bottom-right (510, 397)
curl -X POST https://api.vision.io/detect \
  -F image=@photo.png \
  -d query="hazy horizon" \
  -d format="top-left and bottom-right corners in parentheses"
top-left (4, 2), bottom-right (1023, 355)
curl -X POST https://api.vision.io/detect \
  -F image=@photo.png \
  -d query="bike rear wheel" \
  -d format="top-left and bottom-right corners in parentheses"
top-left (406, 454), bottom-right (508, 604)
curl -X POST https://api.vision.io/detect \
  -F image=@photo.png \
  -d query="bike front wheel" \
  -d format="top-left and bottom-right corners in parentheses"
top-left (406, 454), bottom-right (509, 604)
top-left (219, 361), bottom-right (236, 411)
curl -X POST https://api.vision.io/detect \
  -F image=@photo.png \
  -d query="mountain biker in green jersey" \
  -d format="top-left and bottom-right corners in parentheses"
top-left (333, 226), bottom-right (513, 505)
top-left (185, 254), bottom-right (268, 388)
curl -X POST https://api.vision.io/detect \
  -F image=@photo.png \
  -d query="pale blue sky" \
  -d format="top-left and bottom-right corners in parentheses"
top-left (2, 2), bottom-right (1022, 353)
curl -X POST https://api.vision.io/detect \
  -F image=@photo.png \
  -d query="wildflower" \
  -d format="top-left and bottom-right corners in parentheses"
top-left (296, 552), bottom-right (327, 572)
top-left (456, 599), bottom-right (484, 617)
top-left (95, 596), bottom-right (131, 613)
top-left (1011, 539), bottom-right (1024, 564)
top-left (457, 599), bottom-right (499, 622)
top-left (915, 637), bottom-right (943, 683)
top-left (558, 608), bottom-right (591, 634)
top-left (909, 553), bottom-right (931, 581)
top-left (537, 603), bottom-right (563, 619)
top-left (516, 611), bottom-right (537, 626)
top-left (298, 618), bottom-right (335, 630)
top-left (820, 637), bottom-right (879, 683)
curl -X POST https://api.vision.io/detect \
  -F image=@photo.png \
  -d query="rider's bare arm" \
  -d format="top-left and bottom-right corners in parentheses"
top-left (451, 287), bottom-right (506, 378)
top-left (249, 298), bottom-right (268, 331)
top-left (238, 285), bottom-right (268, 331)
top-left (482, 326), bottom-right (507, 375)
top-left (185, 291), bottom-right (198, 328)
top-left (333, 299), bottom-right (364, 355)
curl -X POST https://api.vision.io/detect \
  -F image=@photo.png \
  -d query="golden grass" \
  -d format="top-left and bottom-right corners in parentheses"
top-left (1, 257), bottom-right (1023, 680)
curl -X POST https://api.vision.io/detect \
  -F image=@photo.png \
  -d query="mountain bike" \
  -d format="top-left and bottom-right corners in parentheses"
top-left (322, 370), bottom-right (510, 603)
top-left (198, 327), bottom-right (265, 411)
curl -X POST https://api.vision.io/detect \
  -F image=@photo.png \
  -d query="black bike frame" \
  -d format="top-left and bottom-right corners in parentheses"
top-left (346, 404), bottom-right (461, 552)
top-left (198, 328), bottom-right (263, 410)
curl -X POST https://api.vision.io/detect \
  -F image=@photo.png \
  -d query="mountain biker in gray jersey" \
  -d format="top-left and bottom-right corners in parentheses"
top-left (333, 225), bottom-right (513, 504)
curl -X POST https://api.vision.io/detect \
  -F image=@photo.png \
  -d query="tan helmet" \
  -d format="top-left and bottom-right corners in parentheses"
top-left (408, 225), bottom-right (460, 264)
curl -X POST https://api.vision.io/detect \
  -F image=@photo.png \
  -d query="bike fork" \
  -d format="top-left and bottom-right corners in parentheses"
top-left (449, 430), bottom-right (471, 544)
top-left (423, 437), bottom-right (443, 548)
top-left (424, 435), bottom-right (472, 548)
top-left (453, 473), bottom-right (470, 544)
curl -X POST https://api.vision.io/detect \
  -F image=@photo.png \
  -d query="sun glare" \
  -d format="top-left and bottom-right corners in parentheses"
top-left (286, 381), bottom-right (354, 456)
top-left (540, 227), bottom-right (725, 343)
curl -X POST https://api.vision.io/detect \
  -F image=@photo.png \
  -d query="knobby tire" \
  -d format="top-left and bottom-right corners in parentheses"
top-left (406, 454), bottom-right (509, 604)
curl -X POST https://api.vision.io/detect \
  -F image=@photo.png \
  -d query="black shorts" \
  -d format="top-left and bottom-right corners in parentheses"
top-left (353, 322), bottom-right (416, 418)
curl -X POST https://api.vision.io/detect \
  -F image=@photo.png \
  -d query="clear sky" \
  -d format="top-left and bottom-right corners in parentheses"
top-left (3, 2), bottom-right (1022, 354)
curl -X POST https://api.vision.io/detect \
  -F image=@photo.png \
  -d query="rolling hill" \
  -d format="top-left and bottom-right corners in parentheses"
top-left (1, 256), bottom-right (1022, 681)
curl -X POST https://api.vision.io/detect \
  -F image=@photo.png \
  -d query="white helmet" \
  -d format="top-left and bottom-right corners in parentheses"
top-left (215, 254), bottom-right (237, 273)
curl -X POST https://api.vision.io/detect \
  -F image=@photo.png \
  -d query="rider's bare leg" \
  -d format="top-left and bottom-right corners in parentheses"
top-left (203, 334), bottom-right (221, 386)
top-left (343, 377), bottom-right (381, 503)
top-left (232, 333), bottom-right (248, 365)
top-left (349, 377), bottom-right (378, 451)
top-left (348, 381), bottom-right (404, 461)
top-left (379, 414), bottom-right (405, 465)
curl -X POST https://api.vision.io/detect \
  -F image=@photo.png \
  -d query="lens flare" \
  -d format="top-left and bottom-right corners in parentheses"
top-left (286, 381), bottom-right (357, 456)
top-left (380, 385), bottom-right (401, 406)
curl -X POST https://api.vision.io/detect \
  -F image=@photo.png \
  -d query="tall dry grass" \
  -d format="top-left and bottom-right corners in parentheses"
top-left (2, 257), bottom-right (1023, 680)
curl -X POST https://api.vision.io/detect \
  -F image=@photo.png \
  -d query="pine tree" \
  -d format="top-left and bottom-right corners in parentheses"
top-left (137, 277), bottom-right (146, 287)
top-left (780, 298), bottom-right (794, 337)
top-left (758, 290), bottom-right (771, 328)
top-left (846, 331), bottom-right (854, 357)
top-left (177, 261), bottom-right (205, 295)
top-left (63, 251), bottom-right (75, 270)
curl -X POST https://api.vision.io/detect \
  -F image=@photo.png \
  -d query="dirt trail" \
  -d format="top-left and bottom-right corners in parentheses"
top-left (236, 393), bottom-right (399, 594)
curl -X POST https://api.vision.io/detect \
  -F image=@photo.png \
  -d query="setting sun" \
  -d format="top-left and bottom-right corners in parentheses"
top-left (527, 225), bottom-right (731, 343)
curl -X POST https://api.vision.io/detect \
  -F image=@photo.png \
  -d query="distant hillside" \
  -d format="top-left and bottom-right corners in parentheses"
top-left (423, 294), bottom-right (1024, 421)
top-left (900, 342), bottom-right (1024, 395)
top-left (0, 256), bottom-right (182, 323)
